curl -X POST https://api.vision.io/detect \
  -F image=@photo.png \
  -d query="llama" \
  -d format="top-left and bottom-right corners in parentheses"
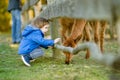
top-left (59, 17), bottom-right (107, 64)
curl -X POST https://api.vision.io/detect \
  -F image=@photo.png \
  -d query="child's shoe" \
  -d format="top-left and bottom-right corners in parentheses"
top-left (21, 55), bottom-right (31, 67)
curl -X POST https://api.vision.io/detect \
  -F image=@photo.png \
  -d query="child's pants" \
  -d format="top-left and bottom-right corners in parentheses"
top-left (30, 48), bottom-right (44, 59)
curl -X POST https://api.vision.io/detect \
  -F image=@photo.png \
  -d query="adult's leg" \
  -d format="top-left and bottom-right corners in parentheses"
top-left (14, 9), bottom-right (22, 43)
top-left (11, 10), bottom-right (17, 43)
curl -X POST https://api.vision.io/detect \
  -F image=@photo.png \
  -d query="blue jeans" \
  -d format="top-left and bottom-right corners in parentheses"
top-left (30, 48), bottom-right (44, 59)
top-left (11, 9), bottom-right (21, 43)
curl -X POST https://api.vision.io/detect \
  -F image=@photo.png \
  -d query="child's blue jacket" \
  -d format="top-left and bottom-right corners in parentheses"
top-left (18, 25), bottom-right (54, 55)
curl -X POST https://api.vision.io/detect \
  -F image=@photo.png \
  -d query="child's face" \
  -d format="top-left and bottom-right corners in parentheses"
top-left (40, 24), bottom-right (49, 34)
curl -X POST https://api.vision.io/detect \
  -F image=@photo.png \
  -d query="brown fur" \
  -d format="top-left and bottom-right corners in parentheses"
top-left (89, 20), bottom-right (107, 53)
top-left (59, 18), bottom-right (107, 64)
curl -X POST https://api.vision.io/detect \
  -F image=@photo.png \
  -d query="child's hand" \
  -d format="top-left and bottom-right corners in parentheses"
top-left (48, 46), bottom-right (54, 48)
top-left (54, 38), bottom-right (61, 44)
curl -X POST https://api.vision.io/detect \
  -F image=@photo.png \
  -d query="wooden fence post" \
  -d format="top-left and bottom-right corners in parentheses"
top-left (116, 17), bottom-right (120, 45)
top-left (21, 11), bottom-right (29, 28)
top-left (50, 19), bottom-right (63, 59)
top-left (33, 1), bottom-right (42, 17)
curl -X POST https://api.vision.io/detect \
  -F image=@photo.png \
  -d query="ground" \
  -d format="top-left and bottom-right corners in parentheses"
top-left (0, 33), bottom-right (119, 80)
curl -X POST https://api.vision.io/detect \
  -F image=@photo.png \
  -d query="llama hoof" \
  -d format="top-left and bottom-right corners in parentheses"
top-left (65, 61), bottom-right (70, 65)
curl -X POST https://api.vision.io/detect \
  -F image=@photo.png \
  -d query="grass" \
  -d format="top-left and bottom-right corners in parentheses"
top-left (0, 33), bottom-right (119, 80)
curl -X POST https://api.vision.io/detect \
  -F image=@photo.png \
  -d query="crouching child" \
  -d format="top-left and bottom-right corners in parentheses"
top-left (18, 17), bottom-right (61, 67)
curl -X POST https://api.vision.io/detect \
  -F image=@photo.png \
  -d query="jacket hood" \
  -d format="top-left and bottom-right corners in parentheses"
top-left (22, 25), bottom-right (40, 37)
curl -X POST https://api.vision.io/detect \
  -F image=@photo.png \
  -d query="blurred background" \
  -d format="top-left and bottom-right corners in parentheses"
top-left (0, 0), bottom-right (25, 32)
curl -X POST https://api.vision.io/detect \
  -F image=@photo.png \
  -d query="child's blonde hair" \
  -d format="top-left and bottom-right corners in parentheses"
top-left (31, 17), bottom-right (49, 28)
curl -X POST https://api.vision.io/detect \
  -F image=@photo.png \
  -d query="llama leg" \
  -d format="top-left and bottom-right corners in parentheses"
top-left (84, 23), bottom-right (91, 59)
top-left (64, 52), bottom-right (69, 64)
top-left (64, 52), bottom-right (73, 64)
top-left (100, 21), bottom-right (107, 53)
top-left (92, 21), bottom-right (100, 48)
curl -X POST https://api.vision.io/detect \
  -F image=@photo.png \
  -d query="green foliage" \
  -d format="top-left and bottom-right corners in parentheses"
top-left (0, 0), bottom-right (11, 32)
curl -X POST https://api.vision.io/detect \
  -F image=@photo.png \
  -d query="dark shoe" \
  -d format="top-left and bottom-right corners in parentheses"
top-left (21, 55), bottom-right (31, 67)
top-left (12, 42), bottom-right (17, 44)
top-left (12, 42), bottom-right (20, 44)
top-left (16, 42), bottom-right (20, 44)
